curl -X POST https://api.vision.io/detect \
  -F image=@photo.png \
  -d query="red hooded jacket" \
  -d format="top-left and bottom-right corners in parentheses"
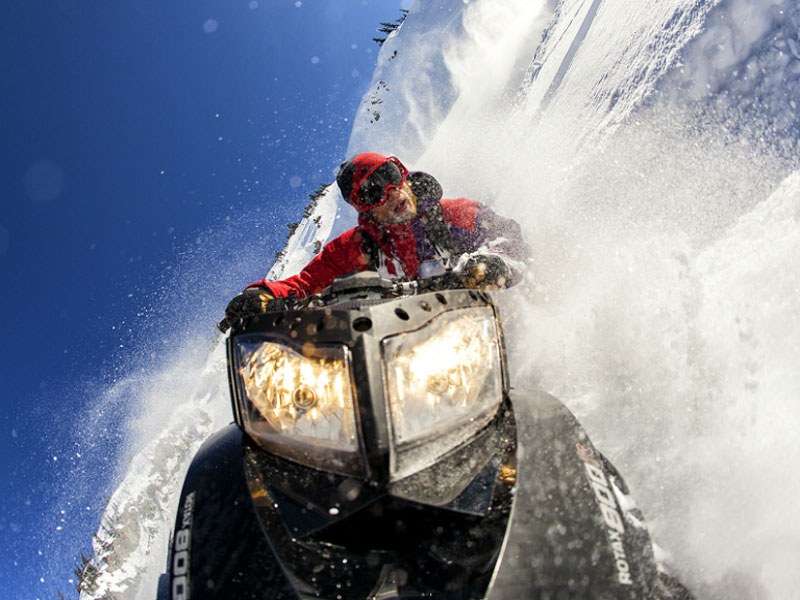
top-left (252, 196), bottom-right (528, 298)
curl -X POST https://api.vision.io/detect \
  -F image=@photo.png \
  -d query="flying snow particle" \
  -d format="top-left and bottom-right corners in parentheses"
top-left (311, 56), bottom-right (320, 64)
top-left (203, 19), bottom-right (218, 33)
top-left (295, 1), bottom-right (302, 7)
top-left (289, 176), bottom-right (303, 188)
top-left (351, 69), bottom-right (360, 77)
top-left (248, 1), bottom-right (258, 8)
top-left (22, 159), bottom-right (64, 203)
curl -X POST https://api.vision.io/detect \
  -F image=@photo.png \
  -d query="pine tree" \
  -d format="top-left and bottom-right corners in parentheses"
top-left (67, 495), bottom-right (121, 600)
top-left (272, 182), bottom-right (331, 270)
top-left (303, 182), bottom-right (332, 219)
top-left (373, 9), bottom-right (408, 46)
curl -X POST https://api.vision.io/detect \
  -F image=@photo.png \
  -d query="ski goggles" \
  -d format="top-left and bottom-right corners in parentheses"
top-left (349, 156), bottom-right (409, 212)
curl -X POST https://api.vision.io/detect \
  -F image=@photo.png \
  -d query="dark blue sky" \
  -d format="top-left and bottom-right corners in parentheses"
top-left (0, 1), bottom-right (405, 597)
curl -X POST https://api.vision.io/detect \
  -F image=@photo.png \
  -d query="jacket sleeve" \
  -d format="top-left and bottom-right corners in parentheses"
top-left (248, 229), bottom-right (368, 298)
top-left (441, 198), bottom-right (531, 284)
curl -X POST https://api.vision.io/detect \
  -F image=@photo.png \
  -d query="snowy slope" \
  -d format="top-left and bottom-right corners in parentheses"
top-left (82, 0), bottom-right (800, 598)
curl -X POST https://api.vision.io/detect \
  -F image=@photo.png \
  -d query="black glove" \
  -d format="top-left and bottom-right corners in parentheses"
top-left (460, 254), bottom-right (510, 290)
top-left (217, 285), bottom-right (274, 333)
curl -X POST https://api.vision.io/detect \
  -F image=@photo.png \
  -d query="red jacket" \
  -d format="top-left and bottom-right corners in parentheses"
top-left (253, 197), bottom-right (528, 298)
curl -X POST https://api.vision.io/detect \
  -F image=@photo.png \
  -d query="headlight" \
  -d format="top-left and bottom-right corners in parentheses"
top-left (382, 306), bottom-right (503, 478)
top-left (233, 339), bottom-right (360, 466)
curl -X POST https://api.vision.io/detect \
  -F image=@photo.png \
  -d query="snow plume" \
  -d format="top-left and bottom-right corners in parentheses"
top-left (502, 128), bottom-right (799, 599)
top-left (71, 213), bottom-right (281, 600)
top-left (684, 171), bottom-right (800, 599)
top-left (77, 342), bottom-right (228, 600)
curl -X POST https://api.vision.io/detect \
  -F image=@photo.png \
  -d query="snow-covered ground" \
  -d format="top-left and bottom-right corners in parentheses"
top-left (84, 0), bottom-right (800, 598)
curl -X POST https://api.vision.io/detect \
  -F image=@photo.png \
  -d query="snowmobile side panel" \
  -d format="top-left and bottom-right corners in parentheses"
top-left (167, 424), bottom-right (296, 600)
top-left (488, 388), bottom-right (661, 599)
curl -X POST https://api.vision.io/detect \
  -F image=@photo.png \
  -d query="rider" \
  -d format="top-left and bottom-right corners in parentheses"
top-left (219, 152), bottom-right (530, 331)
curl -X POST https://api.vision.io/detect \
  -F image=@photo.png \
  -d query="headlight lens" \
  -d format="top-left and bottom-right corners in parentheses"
top-left (234, 339), bottom-right (359, 455)
top-left (382, 306), bottom-right (503, 476)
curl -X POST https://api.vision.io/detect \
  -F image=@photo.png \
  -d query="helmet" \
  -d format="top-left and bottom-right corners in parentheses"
top-left (336, 153), bottom-right (409, 212)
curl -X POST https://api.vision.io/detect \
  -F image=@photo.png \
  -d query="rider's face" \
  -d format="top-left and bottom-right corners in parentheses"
top-left (368, 181), bottom-right (417, 224)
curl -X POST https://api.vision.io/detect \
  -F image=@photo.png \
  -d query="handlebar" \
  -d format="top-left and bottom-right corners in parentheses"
top-left (263, 270), bottom-right (475, 313)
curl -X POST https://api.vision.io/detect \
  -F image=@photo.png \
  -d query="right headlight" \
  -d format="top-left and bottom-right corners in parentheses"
top-left (382, 306), bottom-right (504, 478)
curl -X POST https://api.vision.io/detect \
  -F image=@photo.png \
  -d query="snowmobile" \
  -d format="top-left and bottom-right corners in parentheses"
top-left (157, 270), bottom-right (693, 600)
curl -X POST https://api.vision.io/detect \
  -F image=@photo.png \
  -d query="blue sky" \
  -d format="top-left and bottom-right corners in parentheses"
top-left (0, 1), bottom-right (406, 597)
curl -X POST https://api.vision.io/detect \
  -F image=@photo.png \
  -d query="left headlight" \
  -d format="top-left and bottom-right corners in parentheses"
top-left (233, 339), bottom-right (360, 463)
top-left (382, 306), bottom-right (504, 478)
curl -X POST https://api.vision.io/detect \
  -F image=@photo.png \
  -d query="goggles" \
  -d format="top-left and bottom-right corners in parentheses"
top-left (349, 156), bottom-right (408, 212)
